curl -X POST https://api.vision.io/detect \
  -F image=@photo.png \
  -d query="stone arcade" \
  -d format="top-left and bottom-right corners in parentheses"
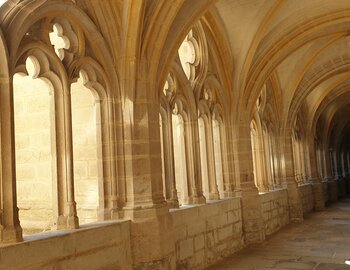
top-left (0, 0), bottom-right (350, 269)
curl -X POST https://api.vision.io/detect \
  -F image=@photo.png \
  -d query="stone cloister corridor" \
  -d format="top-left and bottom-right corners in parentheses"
top-left (2, 0), bottom-right (350, 269)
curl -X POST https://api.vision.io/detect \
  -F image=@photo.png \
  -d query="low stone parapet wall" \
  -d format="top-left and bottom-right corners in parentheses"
top-left (171, 198), bottom-right (244, 269)
top-left (260, 189), bottom-right (289, 236)
top-left (323, 181), bottom-right (329, 204)
top-left (0, 220), bottom-right (132, 270)
top-left (299, 183), bottom-right (314, 216)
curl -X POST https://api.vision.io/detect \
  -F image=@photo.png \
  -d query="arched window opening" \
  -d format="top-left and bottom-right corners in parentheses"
top-left (321, 149), bottom-right (328, 180)
top-left (329, 149), bottom-right (335, 178)
top-left (316, 145), bottom-right (323, 178)
top-left (159, 109), bottom-right (178, 207)
top-left (299, 141), bottom-right (308, 183)
top-left (292, 133), bottom-right (303, 185)
top-left (172, 112), bottom-right (188, 205)
top-left (250, 124), bottom-right (259, 189)
top-left (250, 121), bottom-right (268, 192)
top-left (268, 131), bottom-right (278, 187)
top-left (341, 152), bottom-right (347, 177)
top-left (198, 117), bottom-right (210, 198)
top-left (71, 72), bottom-right (102, 224)
top-left (263, 127), bottom-right (274, 190)
top-left (333, 151), bottom-right (339, 179)
top-left (212, 119), bottom-right (224, 198)
top-left (14, 56), bottom-right (56, 235)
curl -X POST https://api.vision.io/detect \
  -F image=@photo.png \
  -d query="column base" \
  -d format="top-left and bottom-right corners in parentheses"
top-left (166, 199), bottom-right (179, 209)
top-left (98, 208), bottom-right (119, 221)
top-left (223, 183), bottom-right (235, 198)
top-left (207, 192), bottom-right (220, 200)
top-left (187, 194), bottom-right (206, 205)
top-left (56, 215), bottom-right (79, 230)
top-left (167, 190), bottom-right (180, 208)
top-left (0, 225), bottom-right (23, 243)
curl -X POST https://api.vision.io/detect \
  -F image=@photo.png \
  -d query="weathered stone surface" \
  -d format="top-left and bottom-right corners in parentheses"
top-left (207, 199), bottom-right (350, 270)
top-left (172, 198), bottom-right (243, 269)
top-left (0, 221), bottom-right (132, 270)
top-left (260, 189), bottom-right (290, 236)
top-left (299, 184), bottom-right (314, 216)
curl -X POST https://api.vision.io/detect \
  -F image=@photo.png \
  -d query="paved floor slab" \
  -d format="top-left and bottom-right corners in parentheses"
top-left (206, 198), bottom-right (350, 269)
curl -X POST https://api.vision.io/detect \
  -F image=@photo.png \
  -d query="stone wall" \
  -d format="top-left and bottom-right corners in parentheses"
top-left (71, 78), bottom-right (102, 224)
top-left (171, 198), bottom-right (244, 269)
top-left (299, 184), bottom-right (314, 216)
top-left (328, 180), bottom-right (338, 203)
top-left (14, 72), bottom-right (55, 233)
top-left (260, 189), bottom-right (290, 236)
top-left (0, 220), bottom-right (132, 270)
top-left (322, 181), bottom-right (329, 204)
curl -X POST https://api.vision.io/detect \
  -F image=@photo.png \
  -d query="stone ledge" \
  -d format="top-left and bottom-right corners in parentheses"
top-left (0, 220), bottom-right (132, 270)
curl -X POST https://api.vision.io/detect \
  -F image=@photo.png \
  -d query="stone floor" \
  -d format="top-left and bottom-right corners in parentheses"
top-left (207, 198), bottom-right (350, 270)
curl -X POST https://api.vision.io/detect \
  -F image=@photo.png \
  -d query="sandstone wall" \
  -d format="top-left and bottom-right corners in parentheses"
top-left (0, 221), bottom-right (132, 270)
top-left (71, 79), bottom-right (102, 224)
top-left (299, 184), bottom-right (314, 216)
top-left (260, 189), bottom-right (290, 236)
top-left (171, 198), bottom-right (244, 269)
top-left (14, 73), bottom-right (55, 233)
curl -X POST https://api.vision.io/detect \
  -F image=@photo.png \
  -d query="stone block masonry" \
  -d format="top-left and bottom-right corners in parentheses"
top-left (171, 198), bottom-right (244, 269)
top-left (299, 184), bottom-right (314, 216)
top-left (260, 189), bottom-right (290, 236)
top-left (0, 220), bottom-right (132, 270)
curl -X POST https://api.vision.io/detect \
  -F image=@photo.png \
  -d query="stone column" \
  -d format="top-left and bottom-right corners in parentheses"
top-left (122, 74), bottom-right (175, 268)
top-left (299, 140), bottom-right (308, 183)
top-left (54, 86), bottom-right (79, 229)
top-left (99, 97), bottom-right (119, 219)
top-left (333, 150), bottom-right (341, 180)
top-left (160, 107), bottom-right (179, 207)
top-left (184, 119), bottom-right (206, 204)
top-left (272, 132), bottom-right (283, 188)
top-left (324, 148), bottom-right (338, 203)
top-left (0, 75), bottom-right (23, 243)
top-left (307, 138), bottom-right (325, 210)
top-left (279, 131), bottom-right (303, 222)
top-left (205, 118), bottom-right (220, 200)
top-left (221, 123), bottom-right (235, 197)
top-left (341, 152), bottom-right (347, 178)
top-left (234, 120), bottom-right (265, 244)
